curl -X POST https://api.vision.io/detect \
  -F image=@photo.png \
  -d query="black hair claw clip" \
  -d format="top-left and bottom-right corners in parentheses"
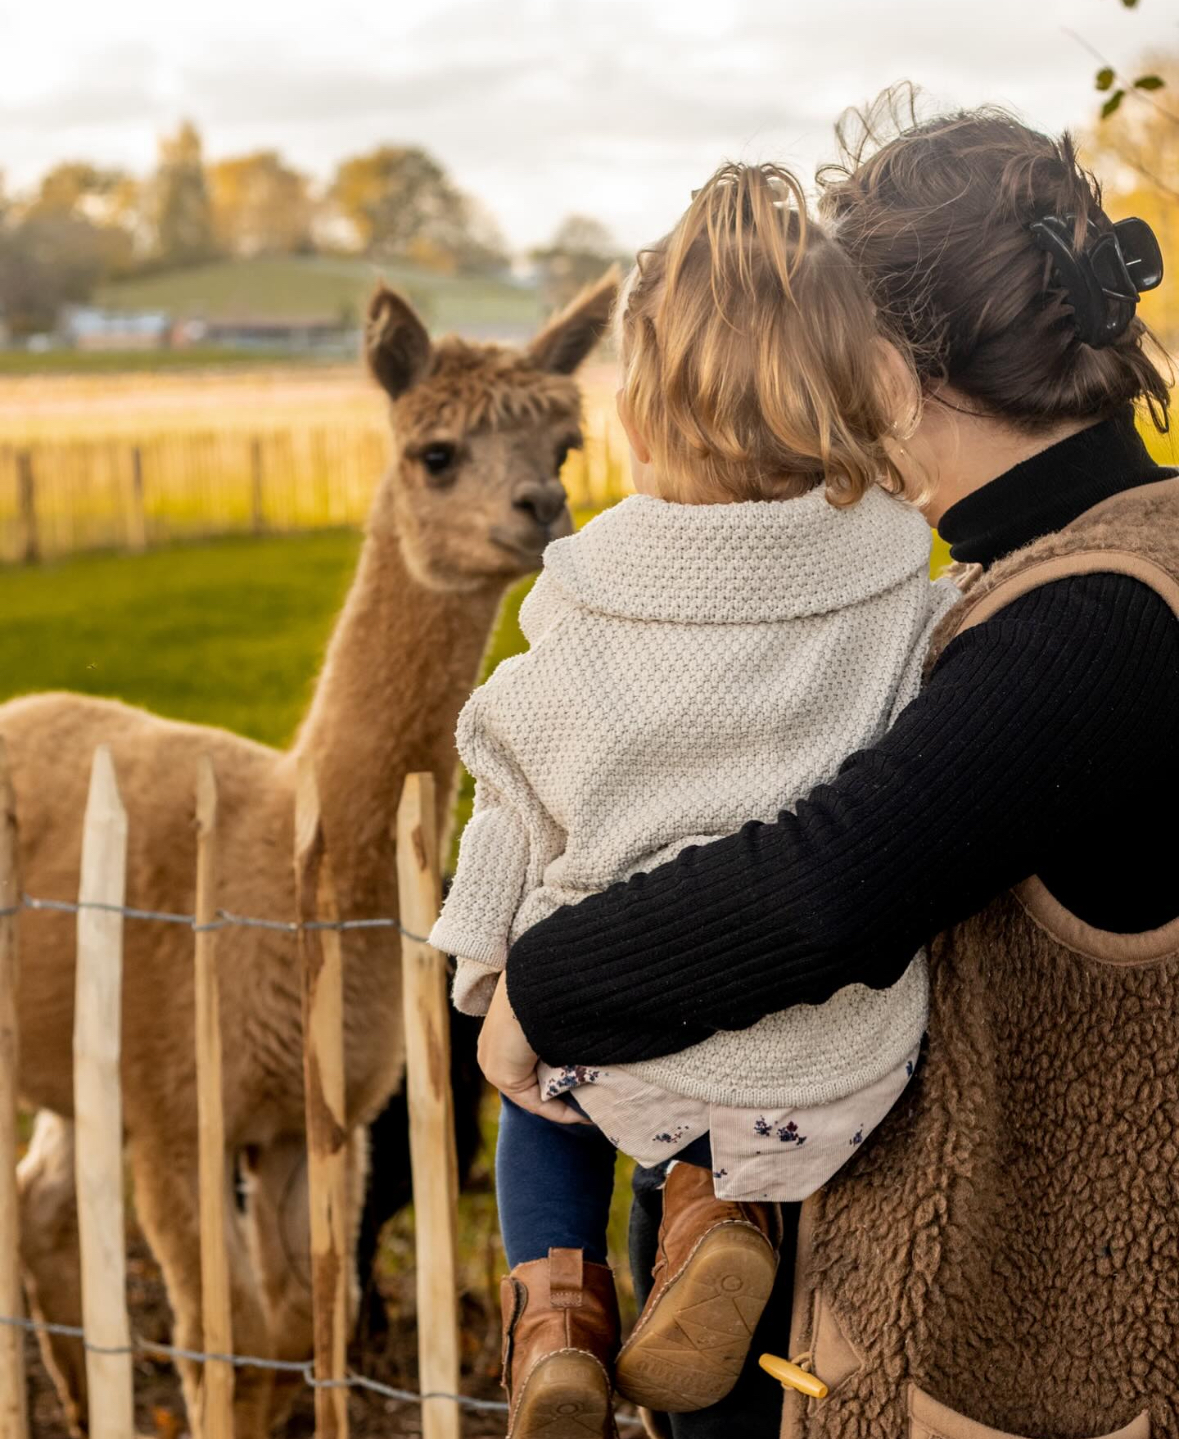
top-left (1029, 213), bottom-right (1164, 348)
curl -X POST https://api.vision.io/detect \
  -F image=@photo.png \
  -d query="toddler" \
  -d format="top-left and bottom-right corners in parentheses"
top-left (430, 162), bottom-right (958, 1436)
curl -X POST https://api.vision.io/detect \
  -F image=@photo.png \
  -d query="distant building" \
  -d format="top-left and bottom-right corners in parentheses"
top-left (197, 315), bottom-right (355, 352)
top-left (62, 306), bottom-right (171, 351)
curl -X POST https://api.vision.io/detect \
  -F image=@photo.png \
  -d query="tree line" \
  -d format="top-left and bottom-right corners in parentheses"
top-left (0, 122), bottom-right (624, 336)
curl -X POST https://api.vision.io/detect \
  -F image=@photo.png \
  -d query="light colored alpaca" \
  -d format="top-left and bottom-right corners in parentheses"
top-left (2, 270), bottom-right (617, 1437)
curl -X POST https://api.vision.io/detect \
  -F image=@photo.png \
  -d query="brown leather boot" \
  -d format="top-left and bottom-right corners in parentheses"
top-left (615, 1162), bottom-right (782, 1413)
top-left (501, 1247), bottom-right (620, 1437)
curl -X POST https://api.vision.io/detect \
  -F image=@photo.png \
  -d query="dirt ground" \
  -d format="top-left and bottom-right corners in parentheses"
top-left (24, 1229), bottom-right (510, 1439)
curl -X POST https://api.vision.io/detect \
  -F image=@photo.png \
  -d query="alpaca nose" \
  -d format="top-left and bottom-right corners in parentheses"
top-left (512, 479), bottom-right (567, 528)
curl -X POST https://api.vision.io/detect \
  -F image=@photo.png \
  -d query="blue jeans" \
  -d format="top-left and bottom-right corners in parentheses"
top-left (495, 1094), bottom-right (713, 1268)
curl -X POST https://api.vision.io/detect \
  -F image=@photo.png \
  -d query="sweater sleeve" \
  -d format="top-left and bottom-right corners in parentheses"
top-left (428, 689), bottom-right (550, 1016)
top-left (505, 573), bottom-right (1179, 1065)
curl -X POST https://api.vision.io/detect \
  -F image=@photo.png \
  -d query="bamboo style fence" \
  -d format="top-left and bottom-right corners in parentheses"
top-left (0, 741), bottom-right (465, 1439)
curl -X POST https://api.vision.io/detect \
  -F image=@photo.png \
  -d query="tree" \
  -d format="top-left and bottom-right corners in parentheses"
top-left (0, 212), bottom-right (110, 334)
top-left (151, 121), bottom-right (217, 269)
top-left (1083, 52), bottom-right (1179, 340)
top-left (327, 145), bottom-right (470, 263)
top-left (531, 214), bottom-right (621, 309)
top-left (208, 151), bottom-right (314, 257)
top-left (24, 162), bottom-right (140, 276)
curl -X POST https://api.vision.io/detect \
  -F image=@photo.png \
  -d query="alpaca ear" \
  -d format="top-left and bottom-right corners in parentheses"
top-left (527, 265), bottom-right (621, 375)
top-left (365, 284), bottom-right (432, 398)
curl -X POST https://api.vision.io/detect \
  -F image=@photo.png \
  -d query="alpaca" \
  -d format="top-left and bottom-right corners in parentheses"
top-left (2, 269), bottom-right (617, 1438)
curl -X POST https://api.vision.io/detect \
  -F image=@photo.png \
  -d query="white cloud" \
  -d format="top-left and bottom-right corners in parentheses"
top-left (0, 0), bottom-right (1176, 248)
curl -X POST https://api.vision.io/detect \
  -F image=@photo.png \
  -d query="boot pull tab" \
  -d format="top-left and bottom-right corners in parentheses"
top-left (548, 1247), bottom-right (585, 1308)
top-left (759, 1352), bottom-right (829, 1399)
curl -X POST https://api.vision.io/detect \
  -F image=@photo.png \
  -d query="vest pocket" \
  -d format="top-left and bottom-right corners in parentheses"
top-left (908, 1385), bottom-right (1150, 1439)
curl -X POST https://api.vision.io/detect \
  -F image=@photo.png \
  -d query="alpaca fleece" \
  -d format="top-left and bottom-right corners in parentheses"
top-left (431, 488), bottom-right (958, 1108)
top-left (784, 477), bottom-right (1179, 1439)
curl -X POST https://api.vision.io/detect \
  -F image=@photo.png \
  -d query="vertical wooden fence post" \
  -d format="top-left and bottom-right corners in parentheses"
top-left (250, 439), bottom-right (266, 536)
top-left (294, 759), bottom-right (349, 1439)
top-left (194, 757), bottom-right (234, 1439)
top-left (0, 741), bottom-right (28, 1439)
top-left (397, 773), bottom-right (461, 1439)
top-left (128, 447), bottom-right (148, 553)
top-left (73, 745), bottom-right (134, 1439)
top-left (16, 451), bottom-right (38, 566)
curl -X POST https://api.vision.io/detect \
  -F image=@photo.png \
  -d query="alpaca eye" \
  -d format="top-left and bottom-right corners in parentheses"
top-left (420, 443), bottom-right (457, 483)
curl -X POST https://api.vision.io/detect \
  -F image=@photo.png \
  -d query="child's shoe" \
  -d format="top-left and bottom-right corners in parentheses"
top-left (501, 1247), bottom-right (620, 1437)
top-left (615, 1162), bottom-right (782, 1413)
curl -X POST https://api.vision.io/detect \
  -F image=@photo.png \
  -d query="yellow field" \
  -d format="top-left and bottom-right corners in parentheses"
top-left (0, 361), bottom-right (630, 562)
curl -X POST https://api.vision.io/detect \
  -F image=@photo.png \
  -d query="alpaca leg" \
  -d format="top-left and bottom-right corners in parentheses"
top-left (243, 1130), bottom-right (368, 1425)
top-left (17, 1111), bottom-right (88, 1437)
top-left (128, 1133), bottom-right (275, 1439)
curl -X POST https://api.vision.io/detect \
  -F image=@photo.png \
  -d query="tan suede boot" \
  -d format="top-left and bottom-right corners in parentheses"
top-left (615, 1162), bottom-right (782, 1413)
top-left (501, 1247), bottom-right (621, 1437)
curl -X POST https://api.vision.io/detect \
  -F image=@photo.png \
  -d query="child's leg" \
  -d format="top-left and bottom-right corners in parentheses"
top-left (616, 1140), bottom-right (783, 1415)
top-left (496, 1094), bottom-right (618, 1266)
top-left (496, 1097), bottom-right (621, 1438)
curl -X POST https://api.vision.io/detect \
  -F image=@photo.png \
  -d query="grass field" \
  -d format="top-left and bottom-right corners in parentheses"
top-left (97, 254), bottom-right (546, 336)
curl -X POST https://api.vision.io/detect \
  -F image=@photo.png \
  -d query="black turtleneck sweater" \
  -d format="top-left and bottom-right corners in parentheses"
top-left (507, 412), bottom-right (1179, 1067)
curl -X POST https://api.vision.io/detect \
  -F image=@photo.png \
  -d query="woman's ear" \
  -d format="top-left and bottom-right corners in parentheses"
top-left (616, 389), bottom-right (652, 465)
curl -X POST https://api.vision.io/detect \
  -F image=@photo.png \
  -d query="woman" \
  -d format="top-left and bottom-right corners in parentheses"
top-left (482, 95), bottom-right (1179, 1438)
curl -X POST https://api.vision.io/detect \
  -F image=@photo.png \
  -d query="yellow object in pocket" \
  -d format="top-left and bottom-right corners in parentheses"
top-left (758, 1353), bottom-right (829, 1399)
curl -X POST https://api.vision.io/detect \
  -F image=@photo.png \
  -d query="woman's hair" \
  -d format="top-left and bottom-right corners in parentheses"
top-left (818, 84), bottom-right (1172, 433)
top-left (615, 161), bottom-right (917, 506)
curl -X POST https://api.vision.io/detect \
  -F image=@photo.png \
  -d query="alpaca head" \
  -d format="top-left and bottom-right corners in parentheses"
top-left (364, 269), bottom-right (619, 592)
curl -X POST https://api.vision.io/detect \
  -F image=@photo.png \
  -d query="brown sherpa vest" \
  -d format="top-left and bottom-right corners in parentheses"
top-left (780, 476), bottom-right (1179, 1439)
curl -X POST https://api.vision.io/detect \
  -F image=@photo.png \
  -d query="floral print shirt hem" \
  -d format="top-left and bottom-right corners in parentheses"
top-left (537, 1045), bottom-right (921, 1203)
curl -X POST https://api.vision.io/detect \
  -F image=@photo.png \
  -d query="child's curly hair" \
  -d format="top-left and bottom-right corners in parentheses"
top-left (615, 161), bottom-right (918, 506)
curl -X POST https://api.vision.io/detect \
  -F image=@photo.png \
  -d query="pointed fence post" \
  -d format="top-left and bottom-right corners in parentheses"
top-left (194, 757), bottom-right (234, 1438)
top-left (294, 759), bottom-right (349, 1439)
top-left (16, 451), bottom-right (38, 566)
top-left (73, 745), bottom-right (134, 1439)
top-left (397, 773), bottom-right (461, 1439)
top-left (127, 447), bottom-right (147, 553)
top-left (0, 741), bottom-right (28, 1439)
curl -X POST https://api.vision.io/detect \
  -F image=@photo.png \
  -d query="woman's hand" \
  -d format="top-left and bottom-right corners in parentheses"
top-left (478, 974), bottom-right (589, 1124)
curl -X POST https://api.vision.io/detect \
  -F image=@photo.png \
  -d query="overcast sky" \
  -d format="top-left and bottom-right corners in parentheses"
top-left (1, 0), bottom-right (1177, 251)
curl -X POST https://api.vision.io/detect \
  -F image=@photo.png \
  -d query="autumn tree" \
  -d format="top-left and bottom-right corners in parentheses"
top-left (531, 214), bottom-right (621, 309)
top-left (151, 120), bottom-right (217, 269)
top-left (1083, 51), bottom-right (1179, 340)
top-left (208, 150), bottom-right (313, 256)
top-left (328, 145), bottom-right (482, 267)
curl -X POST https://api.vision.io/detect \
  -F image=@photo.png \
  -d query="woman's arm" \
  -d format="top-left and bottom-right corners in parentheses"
top-left (505, 573), bottom-right (1179, 1064)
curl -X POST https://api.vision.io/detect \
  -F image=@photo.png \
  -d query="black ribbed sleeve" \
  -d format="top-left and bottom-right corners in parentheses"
top-left (505, 573), bottom-right (1179, 1067)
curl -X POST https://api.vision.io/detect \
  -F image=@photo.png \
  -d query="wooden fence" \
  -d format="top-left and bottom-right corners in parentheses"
top-left (0, 423), bottom-right (630, 564)
top-left (0, 743), bottom-right (461, 1439)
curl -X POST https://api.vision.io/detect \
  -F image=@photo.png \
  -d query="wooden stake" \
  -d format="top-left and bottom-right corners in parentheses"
top-left (194, 757), bottom-right (234, 1438)
top-left (249, 438), bottom-right (265, 536)
top-left (0, 741), bottom-right (28, 1439)
top-left (16, 452), bottom-right (38, 566)
top-left (128, 447), bottom-right (147, 553)
top-left (73, 745), bottom-right (134, 1439)
top-left (397, 773), bottom-right (461, 1439)
top-left (294, 758), bottom-right (348, 1439)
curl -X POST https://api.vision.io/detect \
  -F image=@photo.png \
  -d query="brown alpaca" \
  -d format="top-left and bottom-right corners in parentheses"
top-left (1, 270), bottom-right (617, 1438)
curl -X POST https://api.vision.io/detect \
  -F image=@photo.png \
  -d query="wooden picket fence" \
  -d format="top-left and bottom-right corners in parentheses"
top-left (0, 740), bottom-right (462, 1439)
top-left (0, 422), bottom-right (630, 565)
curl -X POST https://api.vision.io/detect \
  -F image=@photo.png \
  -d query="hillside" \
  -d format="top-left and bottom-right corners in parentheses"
top-left (96, 254), bottom-right (546, 338)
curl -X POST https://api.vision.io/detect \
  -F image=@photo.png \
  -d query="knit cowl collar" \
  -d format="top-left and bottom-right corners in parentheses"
top-left (541, 488), bottom-right (935, 624)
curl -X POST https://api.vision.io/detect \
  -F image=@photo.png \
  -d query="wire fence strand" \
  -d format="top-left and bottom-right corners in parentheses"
top-left (0, 893), bottom-right (432, 945)
top-left (0, 1310), bottom-right (648, 1424)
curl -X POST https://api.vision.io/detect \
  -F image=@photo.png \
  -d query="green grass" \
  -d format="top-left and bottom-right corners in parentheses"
top-left (0, 346), bottom-right (333, 376)
top-left (96, 255), bottom-right (544, 336)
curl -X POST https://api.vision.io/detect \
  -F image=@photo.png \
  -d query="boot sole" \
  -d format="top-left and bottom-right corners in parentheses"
top-left (511, 1349), bottom-right (614, 1437)
top-left (615, 1224), bottom-right (777, 1413)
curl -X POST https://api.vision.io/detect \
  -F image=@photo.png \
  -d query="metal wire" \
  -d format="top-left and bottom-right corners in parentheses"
top-left (0, 1310), bottom-right (646, 1423)
top-left (0, 893), bottom-right (431, 945)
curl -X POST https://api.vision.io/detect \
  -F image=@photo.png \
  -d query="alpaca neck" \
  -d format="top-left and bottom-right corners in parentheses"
top-left (293, 510), bottom-right (504, 911)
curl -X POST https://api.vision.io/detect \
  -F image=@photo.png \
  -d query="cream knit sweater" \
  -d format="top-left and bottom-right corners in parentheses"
top-left (430, 488), bottom-right (960, 1108)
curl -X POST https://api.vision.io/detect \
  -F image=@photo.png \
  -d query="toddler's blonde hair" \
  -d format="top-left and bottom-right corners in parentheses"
top-left (616, 161), bottom-right (918, 506)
